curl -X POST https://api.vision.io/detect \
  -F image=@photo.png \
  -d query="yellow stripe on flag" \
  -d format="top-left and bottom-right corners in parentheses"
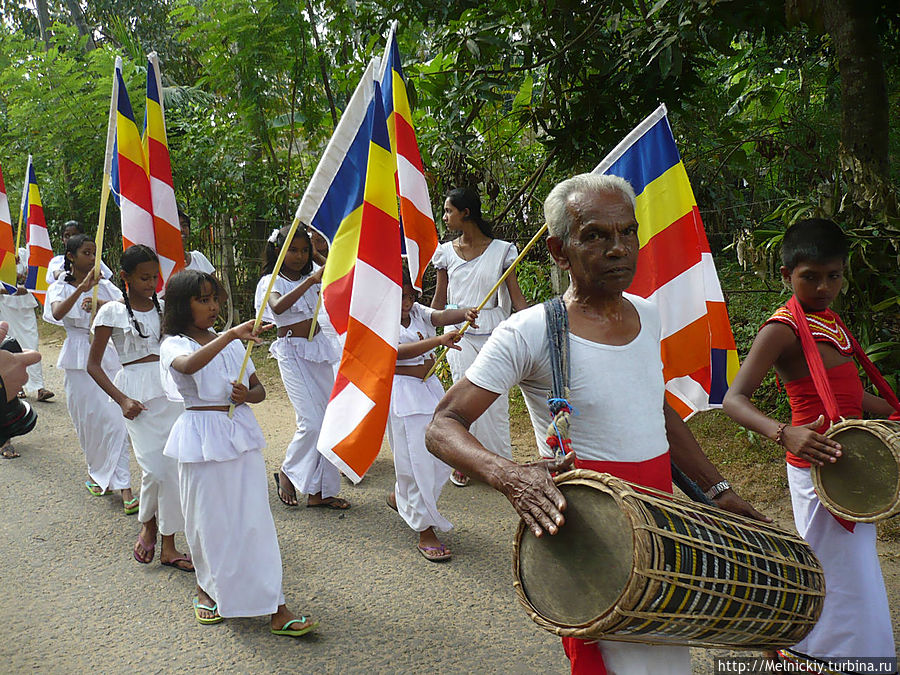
top-left (635, 161), bottom-right (696, 247)
top-left (322, 205), bottom-right (363, 287)
top-left (116, 112), bottom-right (147, 168)
top-left (392, 71), bottom-right (413, 124)
top-left (27, 184), bottom-right (42, 208)
top-left (145, 98), bottom-right (167, 145)
top-left (363, 142), bottom-right (398, 216)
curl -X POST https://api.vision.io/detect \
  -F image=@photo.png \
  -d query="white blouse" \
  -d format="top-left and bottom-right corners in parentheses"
top-left (431, 239), bottom-right (518, 335)
top-left (93, 301), bottom-right (163, 363)
top-left (160, 334), bottom-right (255, 408)
top-left (260, 266), bottom-right (321, 327)
top-left (44, 278), bottom-right (122, 371)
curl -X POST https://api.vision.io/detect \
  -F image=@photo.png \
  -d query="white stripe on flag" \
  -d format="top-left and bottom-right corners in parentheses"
top-left (27, 225), bottom-right (51, 250)
top-left (397, 154), bottom-right (433, 219)
top-left (316, 379), bottom-right (375, 482)
top-left (149, 176), bottom-right (179, 227)
top-left (349, 259), bottom-right (402, 348)
top-left (700, 252), bottom-right (725, 303)
top-left (646, 262), bottom-right (709, 339)
top-left (119, 198), bottom-right (156, 247)
top-left (403, 237), bottom-right (421, 268)
top-left (666, 374), bottom-right (710, 420)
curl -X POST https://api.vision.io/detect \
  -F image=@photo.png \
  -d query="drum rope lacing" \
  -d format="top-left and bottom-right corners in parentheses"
top-left (542, 296), bottom-right (714, 505)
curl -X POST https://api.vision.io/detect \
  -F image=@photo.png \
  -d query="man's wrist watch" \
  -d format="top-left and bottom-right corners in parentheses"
top-left (705, 480), bottom-right (731, 500)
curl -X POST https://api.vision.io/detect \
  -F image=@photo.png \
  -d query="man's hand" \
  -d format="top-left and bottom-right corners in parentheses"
top-left (497, 452), bottom-right (574, 537)
top-left (713, 489), bottom-right (772, 523)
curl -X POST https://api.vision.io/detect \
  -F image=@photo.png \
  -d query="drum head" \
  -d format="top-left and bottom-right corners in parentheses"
top-left (820, 426), bottom-right (899, 517)
top-left (517, 482), bottom-right (633, 626)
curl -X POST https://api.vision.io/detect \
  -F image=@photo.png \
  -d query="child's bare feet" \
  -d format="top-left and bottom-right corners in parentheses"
top-left (271, 604), bottom-right (317, 636)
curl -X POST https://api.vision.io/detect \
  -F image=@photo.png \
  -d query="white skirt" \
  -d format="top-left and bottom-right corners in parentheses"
top-left (275, 347), bottom-right (340, 498)
top-left (179, 450), bottom-right (285, 617)
top-left (123, 393), bottom-right (185, 533)
top-left (64, 369), bottom-right (131, 491)
top-left (447, 332), bottom-right (511, 459)
top-left (786, 464), bottom-right (896, 661)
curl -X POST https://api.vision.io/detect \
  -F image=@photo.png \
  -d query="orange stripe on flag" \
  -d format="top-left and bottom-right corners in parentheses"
top-left (660, 316), bottom-right (711, 381)
top-left (665, 390), bottom-right (694, 419)
top-left (707, 301), bottom-right (737, 350)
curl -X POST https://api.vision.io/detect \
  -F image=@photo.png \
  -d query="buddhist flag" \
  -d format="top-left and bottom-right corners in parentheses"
top-left (110, 58), bottom-right (155, 251)
top-left (22, 158), bottom-right (53, 305)
top-left (0, 160), bottom-right (17, 292)
top-left (143, 52), bottom-right (184, 286)
top-left (378, 23), bottom-right (438, 292)
top-left (594, 104), bottom-right (739, 419)
top-left (297, 59), bottom-right (402, 482)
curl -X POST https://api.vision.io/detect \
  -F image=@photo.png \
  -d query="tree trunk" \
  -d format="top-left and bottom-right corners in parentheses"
top-left (64, 0), bottom-right (97, 51)
top-left (34, 0), bottom-right (51, 49)
top-left (821, 0), bottom-right (889, 181)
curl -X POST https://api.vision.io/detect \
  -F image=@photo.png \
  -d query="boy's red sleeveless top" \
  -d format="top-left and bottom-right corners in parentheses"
top-left (763, 305), bottom-right (862, 468)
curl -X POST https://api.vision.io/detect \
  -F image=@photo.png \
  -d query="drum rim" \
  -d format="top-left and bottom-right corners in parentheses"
top-left (813, 418), bottom-right (900, 522)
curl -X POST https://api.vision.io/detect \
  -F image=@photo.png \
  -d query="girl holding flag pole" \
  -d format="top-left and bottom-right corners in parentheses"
top-left (260, 225), bottom-right (349, 510)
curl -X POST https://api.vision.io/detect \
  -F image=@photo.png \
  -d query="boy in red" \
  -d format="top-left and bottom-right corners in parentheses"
top-left (723, 219), bottom-right (898, 672)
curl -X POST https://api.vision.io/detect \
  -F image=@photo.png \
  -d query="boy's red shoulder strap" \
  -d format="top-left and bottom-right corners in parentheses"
top-left (787, 296), bottom-right (842, 423)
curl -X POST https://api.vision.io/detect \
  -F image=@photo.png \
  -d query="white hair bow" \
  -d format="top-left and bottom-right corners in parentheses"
top-left (268, 228), bottom-right (281, 244)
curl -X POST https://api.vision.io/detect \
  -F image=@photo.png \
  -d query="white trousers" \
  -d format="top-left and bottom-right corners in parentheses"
top-left (276, 352), bottom-right (340, 498)
top-left (64, 369), bottom-right (131, 491)
top-left (387, 410), bottom-right (452, 533)
top-left (125, 396), bottom-right (184, 533)
top-left (787, 464), bottom-right (896, 661)
top-left (0, 304), bottom-right (43, 393)
top-left (447, 332), bottom-right (512, 460)
top-left (179, 451), bottom-right (285, 617)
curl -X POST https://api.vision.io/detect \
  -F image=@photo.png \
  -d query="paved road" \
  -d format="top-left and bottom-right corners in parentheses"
top-left (1, 342), bottom-right (896, 673)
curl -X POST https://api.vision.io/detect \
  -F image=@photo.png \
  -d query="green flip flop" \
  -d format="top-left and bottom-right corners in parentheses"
top-left (193, 598), bottom-right (224, 625)
top-left (85, 481), bottom-right (111, 497)
top-left (271, 616), bottom-right (318, 637)
top-left (123, 497), bottom-right (139, 515)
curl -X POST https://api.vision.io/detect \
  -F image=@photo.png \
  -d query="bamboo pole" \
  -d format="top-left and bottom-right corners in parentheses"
top-left (307, 287), bottom-right (323, 340)
top-left (422, 222), bottom-right (549, 381)
top-left (15, 155), bottom-right (31, 256)
top-left (228, 215), bottom-right (303, 417)
top-left (89, 57), bottom-right (121, 336)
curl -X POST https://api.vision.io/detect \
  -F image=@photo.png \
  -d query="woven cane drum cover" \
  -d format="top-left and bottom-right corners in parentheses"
top-left (819, 424), bottom-right (899, 518)
top-left (517, 483), bottom-right (633, 625)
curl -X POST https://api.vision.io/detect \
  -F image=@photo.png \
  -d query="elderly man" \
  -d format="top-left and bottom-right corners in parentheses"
top-left (426, 173), bottom-right (767, 674)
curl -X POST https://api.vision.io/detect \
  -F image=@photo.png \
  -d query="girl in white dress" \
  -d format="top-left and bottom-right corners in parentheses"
top-left (44, 234), bottom-right (135, 512)
top-left (261, 226), bottom-right (347, 510)
top-left (88, 245), bottom-right (191, 571)
top-left (431, 187), bottom-right (529, 485)
top-left (386, 268), bottom-right (478, 561)
top-left (160, 269), bottom-right (316, 635)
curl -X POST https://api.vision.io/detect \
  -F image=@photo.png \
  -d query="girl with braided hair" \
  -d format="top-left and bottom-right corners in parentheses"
top-left (87, 245), bottom-right (192, 571)
top-left (44, 234), bottom-right (136, 511)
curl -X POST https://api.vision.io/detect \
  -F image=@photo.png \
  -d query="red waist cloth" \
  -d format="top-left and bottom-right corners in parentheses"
top-left (561, 452), bottom-right (673, 674)
top-left (783, 360), bottom-right (863, 469)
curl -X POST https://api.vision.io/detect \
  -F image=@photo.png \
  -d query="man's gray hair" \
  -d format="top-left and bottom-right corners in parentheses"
top-left (544, 173), bottom-right (637, 242)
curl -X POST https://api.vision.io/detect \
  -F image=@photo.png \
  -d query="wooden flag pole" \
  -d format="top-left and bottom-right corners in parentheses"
top-left (14, 156), bottom-right (30, 256)
top-left (307, 288), bottom-right (323, 340)
top-left (228, 215), bottom-right (303, 418)
top-left (90, 58), bottom-right (121, 337)
top-left (422, 222), bottom-right (549, 381)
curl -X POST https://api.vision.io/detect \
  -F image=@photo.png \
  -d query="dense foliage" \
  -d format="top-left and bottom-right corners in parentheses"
top-left (0, 0), bottom-right (897, 381)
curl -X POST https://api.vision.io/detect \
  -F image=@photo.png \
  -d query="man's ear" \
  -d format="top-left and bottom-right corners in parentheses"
top-left (547, 236), bottom-right (570, 271)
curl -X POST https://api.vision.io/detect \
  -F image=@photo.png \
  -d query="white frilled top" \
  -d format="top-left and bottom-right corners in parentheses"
top-left (431, 239), bottom-right (518, 335)
top-left (160, 334), bottom-right (263, 463)
top-left (44, 279), bottom-right (122, 371)
top-left (159, 334), bottom-right (255, 408)
top-left (259, 265), bottom-right (321, 327)
top-left (391, 303), bottom-right (445, 417)
top-left (92, 301), bottom-right (163, 363)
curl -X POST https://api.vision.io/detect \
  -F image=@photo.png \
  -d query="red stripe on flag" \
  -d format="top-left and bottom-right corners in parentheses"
top-left (629, 207), bottom-right (703, 298)
top-left (117, 156), bottom-right (153, 211)
top-left (26, 204), bottom-right (46, 229)
top-left (394, 114), bottom-right (425, 173)
top-left (660, 316), bottom-right (712, 381)
top-left (323, 270), bottom-right (354, 334)
top-left (356, 203), bottom-right (404, 284)
top-left (147, 138), bottom-right (174, 188)
top-left (339, 317), bottom-right (398, 399)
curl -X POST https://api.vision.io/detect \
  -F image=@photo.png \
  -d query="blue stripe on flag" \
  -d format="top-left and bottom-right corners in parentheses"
top-left (709, 348), bottom-right (730, 405)
top-left (372, 82), bottom-right (391, 153)
top-left (603, 117), bottom-right (681, 195)
top-left (146, 59), bottom-right (161, 104)
top-left (308, 105), bottom-right (373, 242)
top-left (110, 138), bottom-right (121, 207)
